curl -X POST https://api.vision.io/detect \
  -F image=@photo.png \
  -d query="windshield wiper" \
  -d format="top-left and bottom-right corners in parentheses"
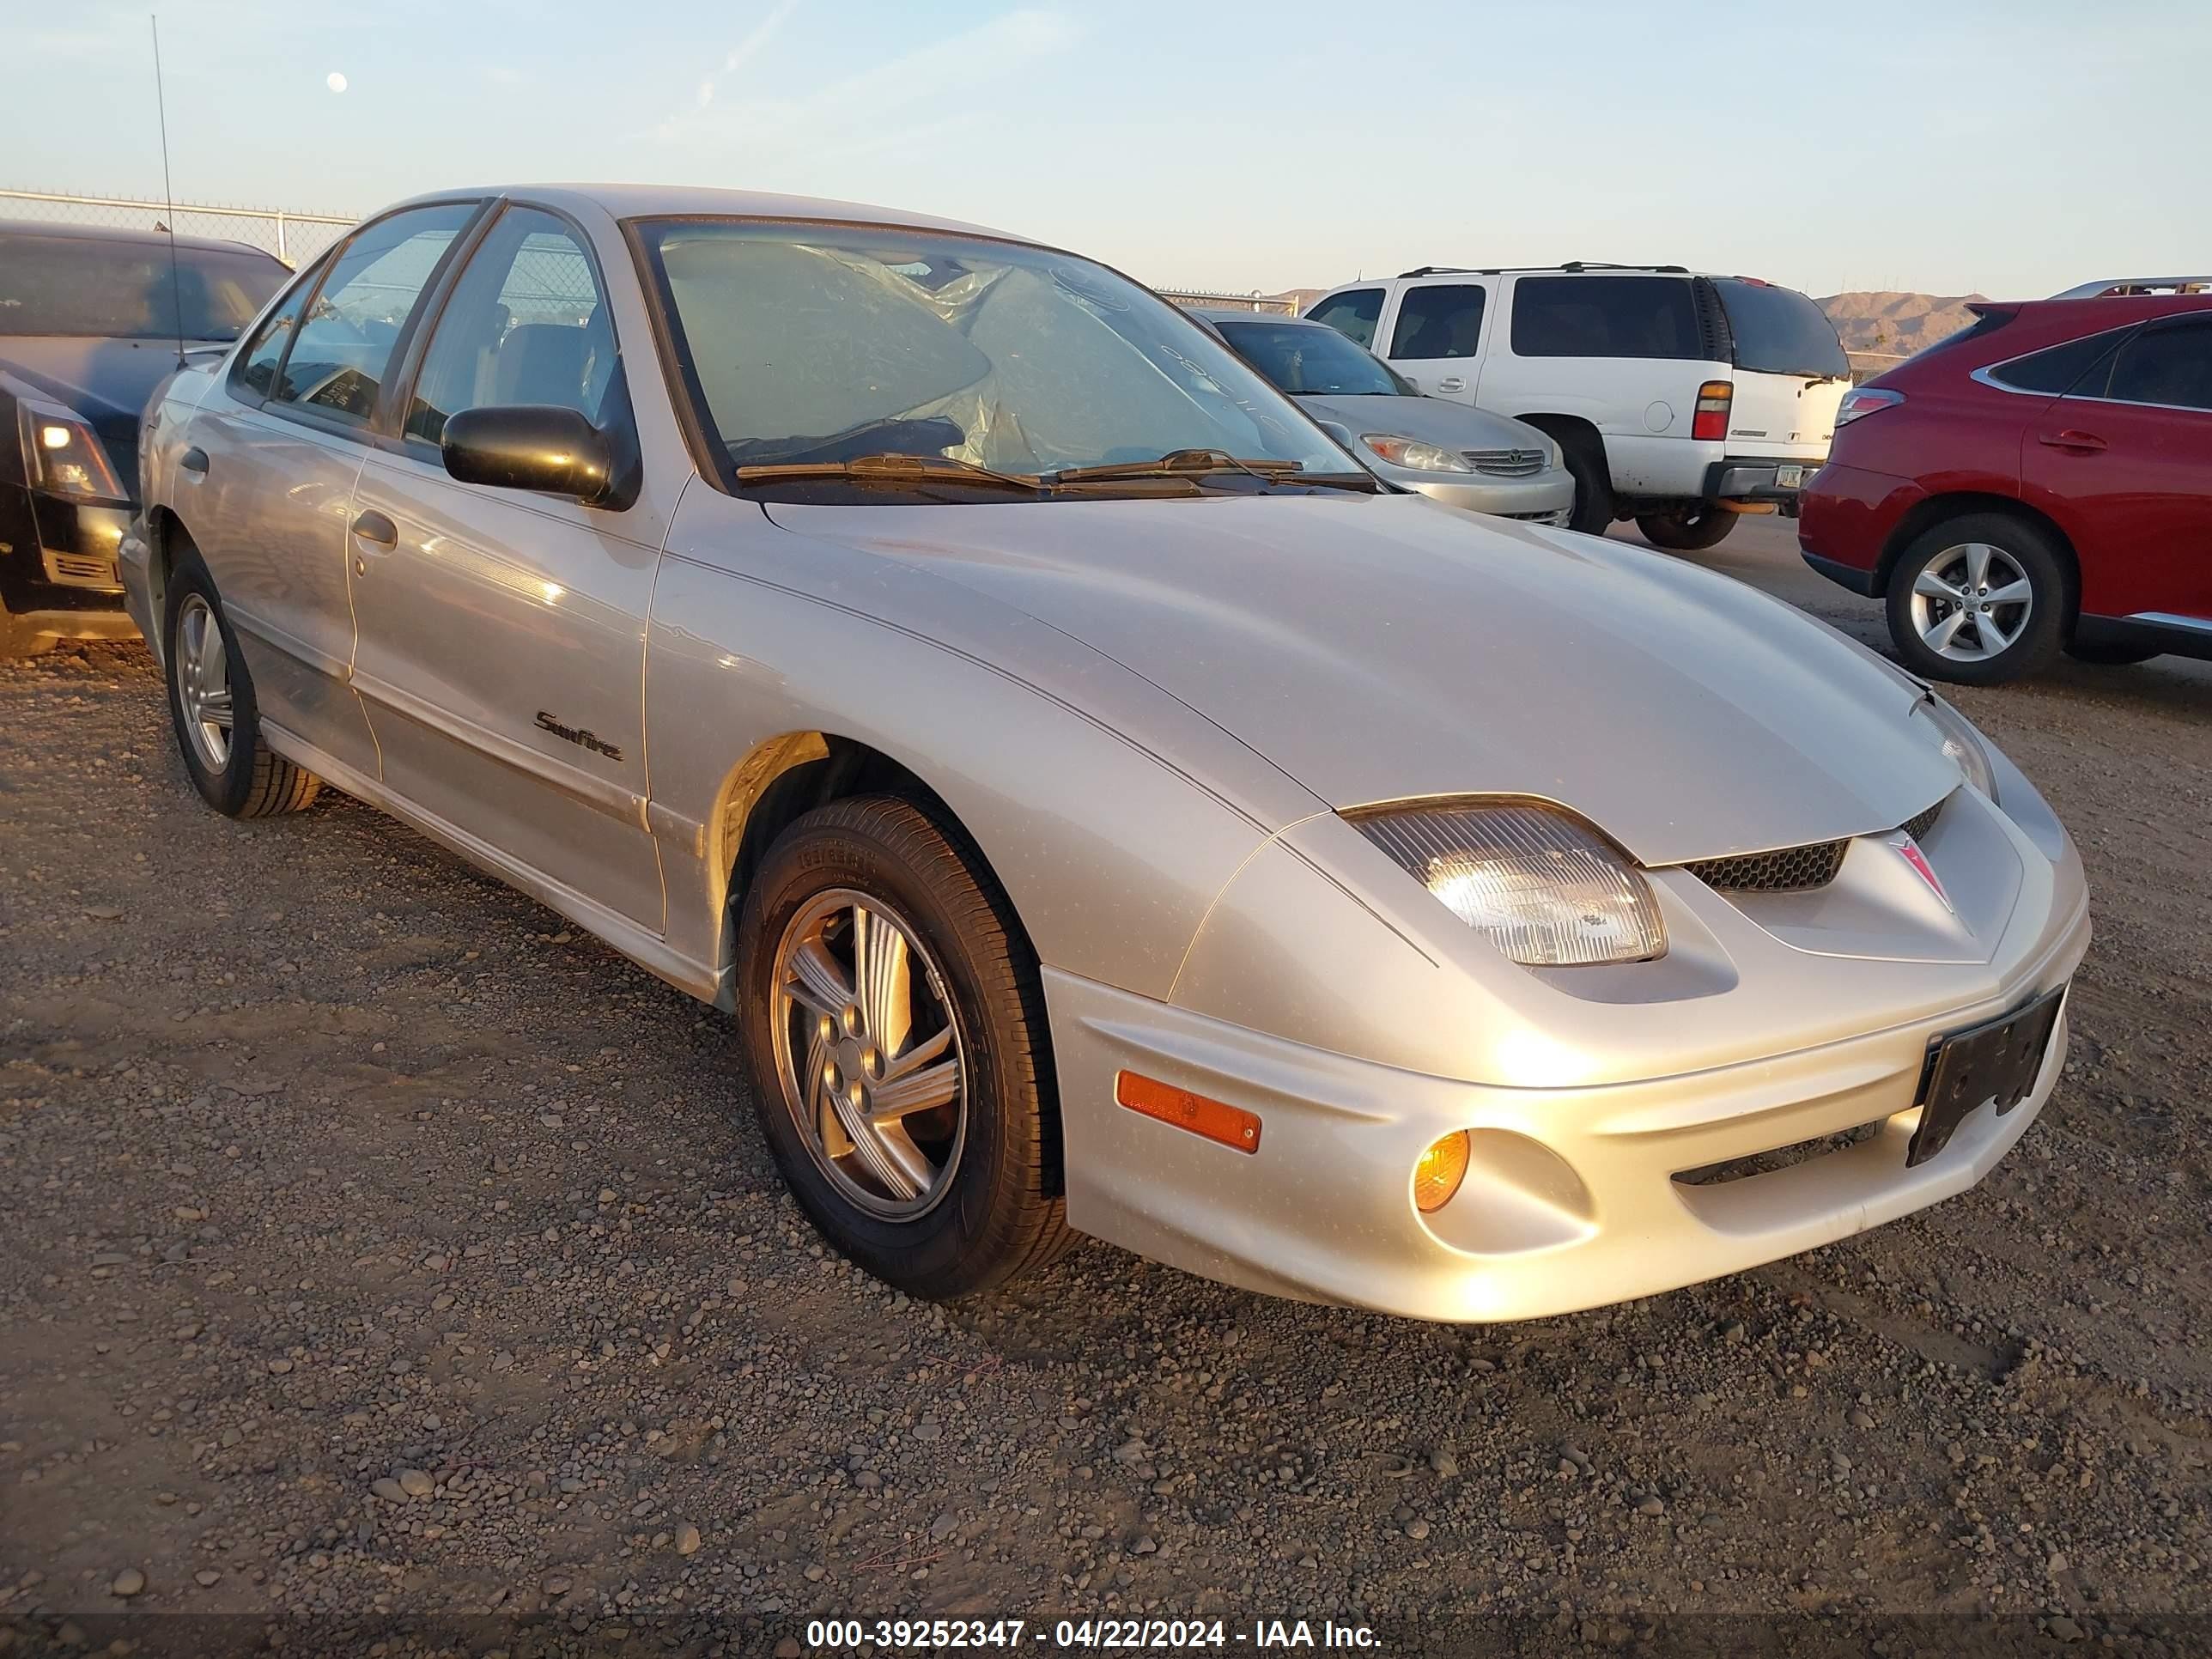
top-left (733, 453), bottom-right (1048, 493)
top-left (1048, 448), bottom-right (1378, 492)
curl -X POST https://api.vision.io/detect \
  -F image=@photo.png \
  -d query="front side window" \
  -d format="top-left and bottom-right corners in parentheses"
top-left (406, 207), bottom-right (617, 447)
top-left (2102, 319), bottom-right (2212, 412)
top-left (1307, 287), bottom-right (1385, 349)
top-left (1510, 275), bottom-right (1699, 360)
top-left (1217, 320), bottom-right (1403, 396)
top-left (273, 203), bottom-right (477, 427)
top-left (636, 221), bottom-right (1351, 491)
top-left (234, 271), bottom-right (317, 398)
top-left (0, 232), bottom-right (284, 341)
top-left (1389, 284), bottom-right (1486, 361)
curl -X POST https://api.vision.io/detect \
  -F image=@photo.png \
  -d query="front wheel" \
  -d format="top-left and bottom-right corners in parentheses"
top-left (734, 795), bottom-right (1078, 1300)
top-left (1883, 513), bottom-right (2068, 685)
top-left (1635, 506), bottom-right (1738, 551)
top-left (163, 550), bottom-right (323, 816)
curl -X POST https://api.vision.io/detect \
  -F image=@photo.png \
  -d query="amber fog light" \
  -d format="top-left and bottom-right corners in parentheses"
top-left (1413, 1131), bottom-right (1471, 1213)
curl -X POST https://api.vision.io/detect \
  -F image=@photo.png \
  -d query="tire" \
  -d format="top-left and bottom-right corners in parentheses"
top-left (734, 794), bottom-right (1078, 1300)
top-left (163, 549), bottom-right (323, 817)
top-left (1883, 512), bottom-right (2068, 686)
top-left (2064, 640), bottom-right (2160, 666)
top-left (1555, 431), bottom-right (1614, 535)
top-left (1635, 506), bottom-right (1738, 551)
top-left (1, 599), bottom-right (56, 659)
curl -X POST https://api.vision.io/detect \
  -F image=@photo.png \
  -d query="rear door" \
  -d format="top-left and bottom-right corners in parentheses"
top-left (185, 203), bottom-right (479, 781)
top-left (1483, 274), bottom-right (1716, 494)
top-left (2025, 313), bottom-right (2212, 623)
top-left (347, 203), bottom-right (665, 931)
top-left (1378, 279), bottom-right (1492, 401)
top-left (1706, 277), bottom-right (1850, 465)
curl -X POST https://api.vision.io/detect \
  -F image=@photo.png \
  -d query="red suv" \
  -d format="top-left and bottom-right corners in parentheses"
top-left (1799, 281), bottom-right (2212, 684)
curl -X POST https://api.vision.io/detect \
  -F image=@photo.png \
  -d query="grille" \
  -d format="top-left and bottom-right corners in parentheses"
top-left (1681, 795), bottom-right (1951, 894)
top-left (45, 551), bottom-right (121, 591)
top-left (1673, 1120), bottom-right (1884, 1187)
top-left (1462, 447), bottom-right (1547, 477)
top-left (1686, 839), bottom-right (1846, 893)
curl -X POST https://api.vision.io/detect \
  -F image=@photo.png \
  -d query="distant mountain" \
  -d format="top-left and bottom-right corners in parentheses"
top-left (1817, 291), bottom-right (1987, 362)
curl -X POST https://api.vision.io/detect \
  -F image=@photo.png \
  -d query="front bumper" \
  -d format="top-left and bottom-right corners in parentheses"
top-left (1401, 466), bottom-right (1575, 525)
top-left (0, 483), bottom-right (137, 637)
top-left (1044, 894), bottom-right (2088, 1323)
top-left (1703, 456), bottom-right (1826, 517)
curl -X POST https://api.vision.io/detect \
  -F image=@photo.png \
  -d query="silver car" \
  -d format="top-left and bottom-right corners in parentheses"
top-left (1190, 307), bottom-right (1573, 523)
top-left (124, 185), bottom-right (2088, 1322)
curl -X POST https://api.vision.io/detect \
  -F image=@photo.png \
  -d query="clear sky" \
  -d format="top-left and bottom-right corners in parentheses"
top-left (8, 0), bottom-right (2207, 301)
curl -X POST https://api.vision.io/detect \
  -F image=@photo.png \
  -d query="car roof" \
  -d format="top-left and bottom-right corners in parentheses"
top-left (380, 183), bottom-right (1023, 243)
top-left (0, 218), bottom-right (282, 261)
top-left (1383, 264), bottom-right (1698, 281)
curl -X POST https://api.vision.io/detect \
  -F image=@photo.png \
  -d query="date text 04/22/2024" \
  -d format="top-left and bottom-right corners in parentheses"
top-left (803, 1619), bottom-right (1382, 1649)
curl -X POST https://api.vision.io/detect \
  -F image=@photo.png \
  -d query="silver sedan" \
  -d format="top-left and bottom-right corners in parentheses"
top-left (1192, 307), bottom-right (1573, 524)
top-left (124, 185), bottom-right (2087, 1322)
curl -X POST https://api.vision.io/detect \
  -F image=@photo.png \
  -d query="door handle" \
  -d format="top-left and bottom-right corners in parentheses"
top-left (179, 447), bottom-right (208, 475)
top-left (350, 509), bottom-right (398, 549)
top-left (1437, 377), bottom-right (1467, 393)
top-left (2039, 429), bottom-right (2106, 453)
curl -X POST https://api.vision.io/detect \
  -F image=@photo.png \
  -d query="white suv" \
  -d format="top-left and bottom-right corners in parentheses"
top-left (1305, 264), bottom-right (1850, 546)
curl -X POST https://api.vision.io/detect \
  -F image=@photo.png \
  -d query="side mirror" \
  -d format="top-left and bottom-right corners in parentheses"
top-left (441, 404), bottom-right (617, 504)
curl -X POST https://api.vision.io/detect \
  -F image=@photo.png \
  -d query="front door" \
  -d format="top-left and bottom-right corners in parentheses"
top-left (345, 204), bottom-right (665, 932)
top-left (2028, 313), bottom-right (2212, 623)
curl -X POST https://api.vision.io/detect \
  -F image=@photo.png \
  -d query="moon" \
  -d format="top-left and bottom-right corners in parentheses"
top-left (325, 71), bottom-right (348, 93)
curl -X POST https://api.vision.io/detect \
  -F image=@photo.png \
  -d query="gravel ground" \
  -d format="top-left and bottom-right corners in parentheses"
top-left (3, 520), bottom-right (2209, 1657)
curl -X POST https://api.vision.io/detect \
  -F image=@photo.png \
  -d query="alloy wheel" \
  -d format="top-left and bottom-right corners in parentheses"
top-left (769, 889), bottom-right (967, 1220)
top-left (175, 594), bottom-right (235, 771)
top-left (1909, 542), bottom-right (2033, 663)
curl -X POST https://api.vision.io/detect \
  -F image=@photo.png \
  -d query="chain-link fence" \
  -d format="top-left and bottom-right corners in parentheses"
top-left (0, 187), bottom-right (356, 267)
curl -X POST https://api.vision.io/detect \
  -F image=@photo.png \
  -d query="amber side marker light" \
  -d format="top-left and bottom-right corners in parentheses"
top-left (1115, 1071), bottom-right (1261, 1154)
top-left (1414, 1131), bottom-right (1471, 1213)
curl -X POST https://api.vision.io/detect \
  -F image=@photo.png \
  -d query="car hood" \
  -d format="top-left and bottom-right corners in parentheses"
top-left (763, 493), bottom-right (1955, 866)
top-left (1, 335), bottom-right (224, 490)
top-left (1300, 392), bottom-right (1551, 455)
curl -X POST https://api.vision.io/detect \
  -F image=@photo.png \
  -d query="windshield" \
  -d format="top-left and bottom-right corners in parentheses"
top-left (1216, 319), bottom-right (1405, 397)
top-left (1711, 277), bottom-right (1849, 379)
top-left (0, 232), bottom-right (285, 341)
top-left (636, 221), bottom-right (1352, 491)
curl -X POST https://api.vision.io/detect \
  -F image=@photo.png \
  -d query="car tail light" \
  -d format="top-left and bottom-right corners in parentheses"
top-left (1115, 1072), bottom-right (1261, 1154)
top-left (1691, 380), bottom-right (1732, 441)
top-left (1834, 387), bottom-right (1905, 427)
top-left (1413, 1132), bottom-right (1470, 1212)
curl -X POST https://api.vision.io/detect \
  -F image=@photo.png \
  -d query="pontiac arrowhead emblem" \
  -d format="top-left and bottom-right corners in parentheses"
top-left (1889, 830), bottom-right (1954, 914)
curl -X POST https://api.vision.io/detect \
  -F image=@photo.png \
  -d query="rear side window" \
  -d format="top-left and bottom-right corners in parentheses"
top-left (1986, 327), bottom-right (2131, 395)
top-left (1709, 278), bottom-right (1848, 378)
top-left (1389, 285), bottom-right (1485, 360)
top-left (2103, 319), bottom-right (2212, 411)
top-left (1510, 276), bottom-right (1701, 360)
top-left (274, 203), bottom-right (477, 427)
top-left (1307, 287), bottom-right (1384, 349)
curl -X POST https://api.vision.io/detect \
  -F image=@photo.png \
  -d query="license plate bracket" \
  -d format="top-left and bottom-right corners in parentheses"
top-left (1906, 986), bottom-right (2065, 1167)
top-left (1776, 465), bottom-right (1806, 489)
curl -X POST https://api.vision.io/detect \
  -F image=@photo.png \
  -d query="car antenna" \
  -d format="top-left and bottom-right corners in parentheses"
top-left (150, 13), bottom-right (186, 369)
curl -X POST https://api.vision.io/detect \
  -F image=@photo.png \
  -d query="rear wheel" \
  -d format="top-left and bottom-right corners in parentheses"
top-left (735, 795), bottom-right (1077, 1300)
top-left (1635, 506), bottom-right (1738, 551)
top-left (163, 550), bottom-right (323, 816)
top-left (1554, 431), bottom-right (1613, 535)
top-left (1884, 513), bottom-right (2068, 685)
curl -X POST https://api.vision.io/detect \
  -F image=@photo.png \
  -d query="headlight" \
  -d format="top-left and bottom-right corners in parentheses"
top-left (18, 399), bottom-right (125, 500)
top-left (1361, 434), bottom-right (1473, 473)
top-left (1353, 802), bottom-right (1668, 966)
top-left (1910, 695), bottom-right (1998, 801)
